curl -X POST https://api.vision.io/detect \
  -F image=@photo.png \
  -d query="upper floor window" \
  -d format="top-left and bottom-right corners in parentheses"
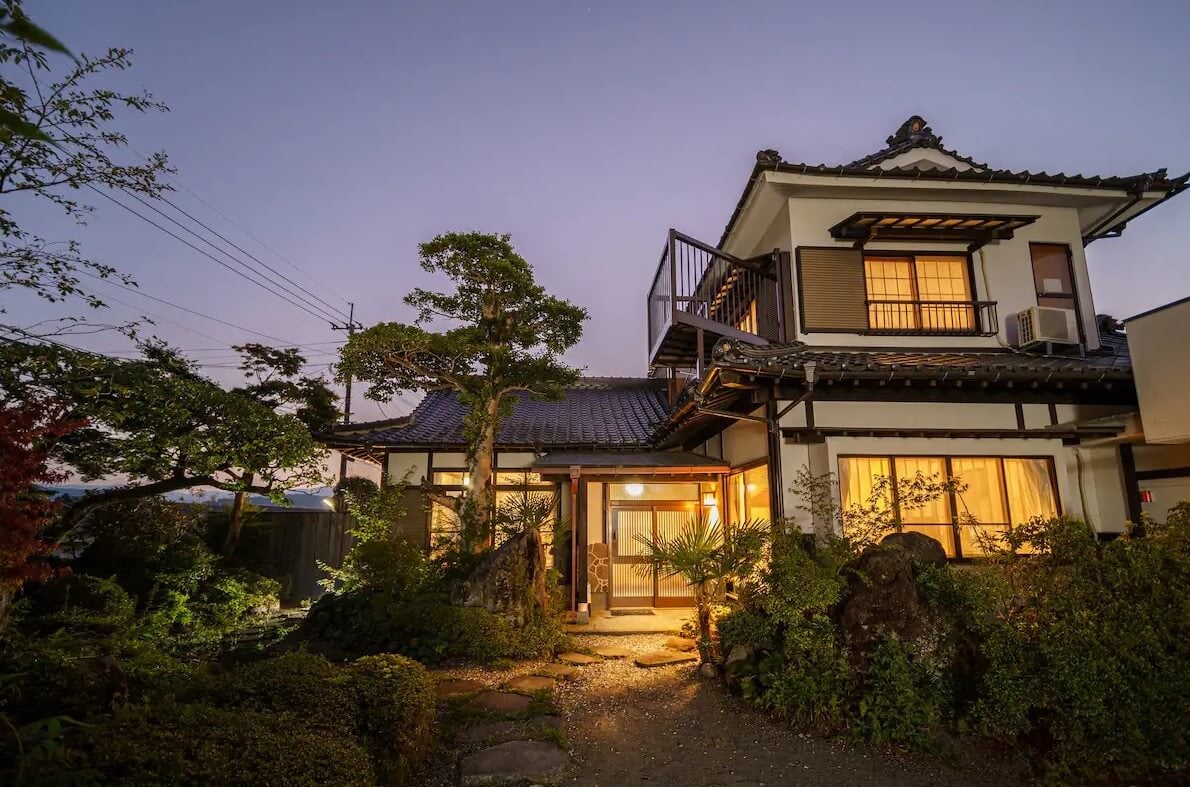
top-left (1029, 243), bottom-right (1084, 342)
top-left (863, 254), bottom-right (975, 332)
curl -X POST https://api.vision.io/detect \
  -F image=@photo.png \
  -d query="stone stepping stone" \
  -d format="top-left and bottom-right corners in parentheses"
top-left (457, 720), bottom-right (517, 744)
top-left (556, 651), bottom-right (601, 666)
top-left (467, 690), bottom-right (533, 714)
top-left (534, 663), bottom-right (581, 680)
top-left (665, 636), bottom-right (698, 652)
top-left (436, 678), bottom-right (488, 699)
top-left (506, 675), bottom-right (556, 694)
top-left (591, 645), bottom-right (633, 659)
top-left (634, 650), bottom-right (699, 668)
top-left (460, 740), bottom-right (570, 785)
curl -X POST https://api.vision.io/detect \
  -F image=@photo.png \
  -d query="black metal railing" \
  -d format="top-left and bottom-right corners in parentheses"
top-left (864, 300), bottom-right (998, 336)
top-left (647, 230), bottom-right (779, 359)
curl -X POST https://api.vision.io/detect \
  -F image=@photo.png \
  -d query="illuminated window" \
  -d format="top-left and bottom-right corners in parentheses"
top-left (864, 255), bottom-right (974, 332)
top-left (837, 456), bottom-right (1059, 558)
top-left (725, 463), bottom-right (770, 523)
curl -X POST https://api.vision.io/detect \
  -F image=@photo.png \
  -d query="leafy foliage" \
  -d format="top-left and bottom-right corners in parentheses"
top-left (344, 654), bottom-right (435, 785)
top-left (0, 401), bottom-right (80, 628)
top-left (635, 514), bottom-right (769, 662)
top-left (0, 0), bottom-right (170, 328)
top-left (339, 232), bottom-right (588, 550)
top-left (0, 342), bottom-right (329, 539)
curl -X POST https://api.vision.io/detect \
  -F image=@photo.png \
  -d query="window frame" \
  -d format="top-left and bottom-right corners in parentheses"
top-left (861, 251), bottom-right (982, 335)
top-left (837, 453), bottom-right (1062, 560)
top-left (725, 457), bottom-right (771, 524)
top-left (1028, 242), bottom-right (1085, 344)
top-left (427, 465), bottom-right (561, 554)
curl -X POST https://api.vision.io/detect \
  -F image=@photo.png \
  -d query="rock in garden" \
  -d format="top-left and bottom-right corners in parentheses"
top-left (634, 650), bottom-right (699, 668)
top-left (665, 636), bottom-right (697, 652)
top-left (436, 678), bottom-right (488, 699)
top-left (699, 662), bottom-right (719, 678)
top-left (452, 528), bottom-right (548, 627)
top-left (532, 714), bottom-right (564, 731)
top-left (458, 720), bottom-right (517, 744)
top-left (557, 652), bottom-right (601, 666)
top-left (459, 740), bottom-right (570, 785)
top-left (591, 645), bottom-right (632, 659)
top-left (835, 542), bottom-right (933, 662)
top-left (506, 675), bottom-right (556, 694)
top-left (880, 531), bottom-right (947, 566)
top-left (467, 690), bottom-right (533, 714)
top-left (534, 663), bottom-right (581, 680)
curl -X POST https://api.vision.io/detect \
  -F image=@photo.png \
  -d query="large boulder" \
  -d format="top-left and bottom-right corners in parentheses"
top-left (832, 534), bottom-right (944, 663)
top-left (452, 528), bottom-right (548, 627)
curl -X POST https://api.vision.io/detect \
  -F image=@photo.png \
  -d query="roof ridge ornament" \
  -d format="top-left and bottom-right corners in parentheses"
top-left (886, 115), bottom-right (941, 147)
top-left (756, 148), bottom-right (782, 164)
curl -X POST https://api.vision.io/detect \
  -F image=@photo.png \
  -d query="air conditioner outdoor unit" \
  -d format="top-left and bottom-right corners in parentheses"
top-left (1016, 306), bottom-right (1079, 348)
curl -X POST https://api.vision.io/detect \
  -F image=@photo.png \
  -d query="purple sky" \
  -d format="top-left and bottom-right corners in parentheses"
top-left (12, 0), bottom-right (1190, 421)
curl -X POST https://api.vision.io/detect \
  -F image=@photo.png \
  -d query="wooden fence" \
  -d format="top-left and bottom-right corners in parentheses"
top-left (249, 511), bottom-right (354, 604)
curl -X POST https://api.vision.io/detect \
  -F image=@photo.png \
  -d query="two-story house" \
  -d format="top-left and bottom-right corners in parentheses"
top-left (325, 116), bottom-right (1188, 614)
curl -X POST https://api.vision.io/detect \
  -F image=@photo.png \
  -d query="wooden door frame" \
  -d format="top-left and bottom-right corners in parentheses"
top-left (608, 501), bottom-right (697, 608)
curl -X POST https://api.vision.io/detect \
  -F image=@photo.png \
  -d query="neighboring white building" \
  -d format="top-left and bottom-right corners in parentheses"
top-left (325, 115), bottom-right (1188, 611)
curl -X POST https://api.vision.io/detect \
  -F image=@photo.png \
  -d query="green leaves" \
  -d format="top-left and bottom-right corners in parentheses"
top-left (0, 5), bottom-right (73, 59)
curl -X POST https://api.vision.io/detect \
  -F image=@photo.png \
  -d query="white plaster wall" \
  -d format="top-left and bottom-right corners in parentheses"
top-left (1020, 404), bottom-right (1053, 430)
top-left (497, 451), bottom-right (538, 469)
top-left (721, 411), bottom-right (769, 466)
top-left (784, 196), bottom-right (1098, 350)
top-left (1067, 445), bottom-right (1128, 532)
top-left (1139, 477), bottom-right (1190, 521)
top-left (1134, 443), bottom-right (1190, 473)
top-left (812, 401), bottom-right (1018, 430)
top-left (1127, 299), bottom-right (1190, 444)
top-left (387, 452), bottom-right (429, 485)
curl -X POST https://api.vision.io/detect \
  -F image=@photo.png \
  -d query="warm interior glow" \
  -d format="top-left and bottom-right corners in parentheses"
top-left (624, 482), bottom-right (644, 497)
top-left (702, 492), bottom-right (717, 507)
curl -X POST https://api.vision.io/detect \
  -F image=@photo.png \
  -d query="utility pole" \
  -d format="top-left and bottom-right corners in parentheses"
top-left (331, 302), bottom-right (363, 483)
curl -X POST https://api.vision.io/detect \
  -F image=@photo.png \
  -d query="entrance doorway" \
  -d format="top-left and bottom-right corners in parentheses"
top-left (609, 503), bottom-right (697, 608)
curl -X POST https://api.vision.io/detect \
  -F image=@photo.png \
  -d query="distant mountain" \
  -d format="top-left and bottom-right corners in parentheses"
top-left (41, 485), bottom-right (334, 511)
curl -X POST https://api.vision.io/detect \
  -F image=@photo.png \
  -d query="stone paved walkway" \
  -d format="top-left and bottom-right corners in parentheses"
top-left (421, 633), bottom-right (1025, 786)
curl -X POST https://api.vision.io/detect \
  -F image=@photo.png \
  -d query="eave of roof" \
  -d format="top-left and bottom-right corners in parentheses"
top-left (718, 116), bottom-right (1189, 249)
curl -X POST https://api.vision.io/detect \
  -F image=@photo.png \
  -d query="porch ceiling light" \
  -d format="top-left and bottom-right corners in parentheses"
top-left (624, 483), bottom-right (644, 497)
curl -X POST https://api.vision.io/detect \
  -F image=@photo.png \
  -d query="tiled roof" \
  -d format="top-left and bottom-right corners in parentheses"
top-left (722, 115), bottom-right (1188, 248)
top-left (334, 378), bottom-right (671, 448)
top-left (710, 335), bottom-right (1133, 381)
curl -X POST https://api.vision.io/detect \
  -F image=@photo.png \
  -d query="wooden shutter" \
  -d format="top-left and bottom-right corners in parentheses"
top-left (796, 247), bottom-right (867, 331)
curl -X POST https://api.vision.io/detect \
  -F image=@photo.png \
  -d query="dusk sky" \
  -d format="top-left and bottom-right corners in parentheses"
top-left (13, 0), bottom-right (1190, 421)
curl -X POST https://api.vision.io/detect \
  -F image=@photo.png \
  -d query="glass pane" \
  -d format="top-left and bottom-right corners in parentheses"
top-left (959, 524), bottom-right (1009, 557)
top-left (864, 257), bottom-right (917, 330)
top-left (1030, 244), bottom-right (1073, 297)
top-left (432, 471), bottom-right (467, 486)
top-left (430, 500), bottom-right (461, 554)
top-left (727, 472), bottom-right (745, 525)
top-left (894, 457), bottom-right (951, 524)
top-left (902, 524), bottom-right (957, 557)
top-left (494, 471), bottom-right (543, 485)
top-left (915, 256), bottom-right (973, 330)
top-left (951, 458), bottom-right (1007, 525)
top-left (743, 464), bottom-right (770, 523)
top-left (1003, 459), bottom-right (1058, 525)
top-left (609, 483), bottom-right (699, 501)
top-left (838, 457), bottom-right (892, 512)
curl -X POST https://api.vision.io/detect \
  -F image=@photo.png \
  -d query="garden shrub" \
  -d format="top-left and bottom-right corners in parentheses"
top-left (185, 651), bottom-right (359, 731)
top-left (18, 574), bottom-right (136, 635)
top-left (854, 637), bottom-right (944, 750)
top-left (971, 511), bottom-right (1190, 782)
top-left (344, 654), bottom-right (435, 785)
top-left (41, 703), bottom-right (374, 787)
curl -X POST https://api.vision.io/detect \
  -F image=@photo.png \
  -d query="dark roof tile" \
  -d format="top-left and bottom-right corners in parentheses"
top-left (337, 378), bottom-right (671, 448)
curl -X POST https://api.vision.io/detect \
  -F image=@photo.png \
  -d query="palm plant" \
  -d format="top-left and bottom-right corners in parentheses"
top-left (635, 514), bottom-right (769, 662)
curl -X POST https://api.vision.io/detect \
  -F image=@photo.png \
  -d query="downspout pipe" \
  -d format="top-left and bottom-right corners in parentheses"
top-left (569, 466), bottom-right (580, 616)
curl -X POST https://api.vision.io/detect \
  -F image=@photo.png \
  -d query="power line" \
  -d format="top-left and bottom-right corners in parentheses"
top-left (103, 186), bottom-right (348, 323)
top-left (77, 270), bottom-right (300, 345)
top-left (135, 148), bottom-right (355, 307)
top-left (91, 290), bottom-right (232, 346)
top-left (150, 191), bottom-right (351, 320)
top-left (88, 186), bottom-right (344, 326)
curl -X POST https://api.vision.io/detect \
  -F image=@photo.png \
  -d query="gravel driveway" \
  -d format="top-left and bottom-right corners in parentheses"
top-left (427, 633), bottom-right (1025, 786)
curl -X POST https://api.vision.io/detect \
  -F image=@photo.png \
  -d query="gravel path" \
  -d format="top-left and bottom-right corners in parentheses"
top-left (425, 633), bottom-right (1025, 786)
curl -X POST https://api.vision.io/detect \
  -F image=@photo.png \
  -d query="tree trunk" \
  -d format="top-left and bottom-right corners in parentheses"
top-left (222, 490), bottom-right (247, 556)
top-left (466, 397), bottom-right (500, 553)
top-left (695, 582), bottom-right (713, 663)
top-left (0, 587), bottom-right (13, 635)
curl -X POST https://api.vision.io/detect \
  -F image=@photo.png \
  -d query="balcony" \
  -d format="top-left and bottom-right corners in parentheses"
top-left (647, 230), bottom-right (781, 368)
top-left (863, 300), bottom-right (999, 336)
